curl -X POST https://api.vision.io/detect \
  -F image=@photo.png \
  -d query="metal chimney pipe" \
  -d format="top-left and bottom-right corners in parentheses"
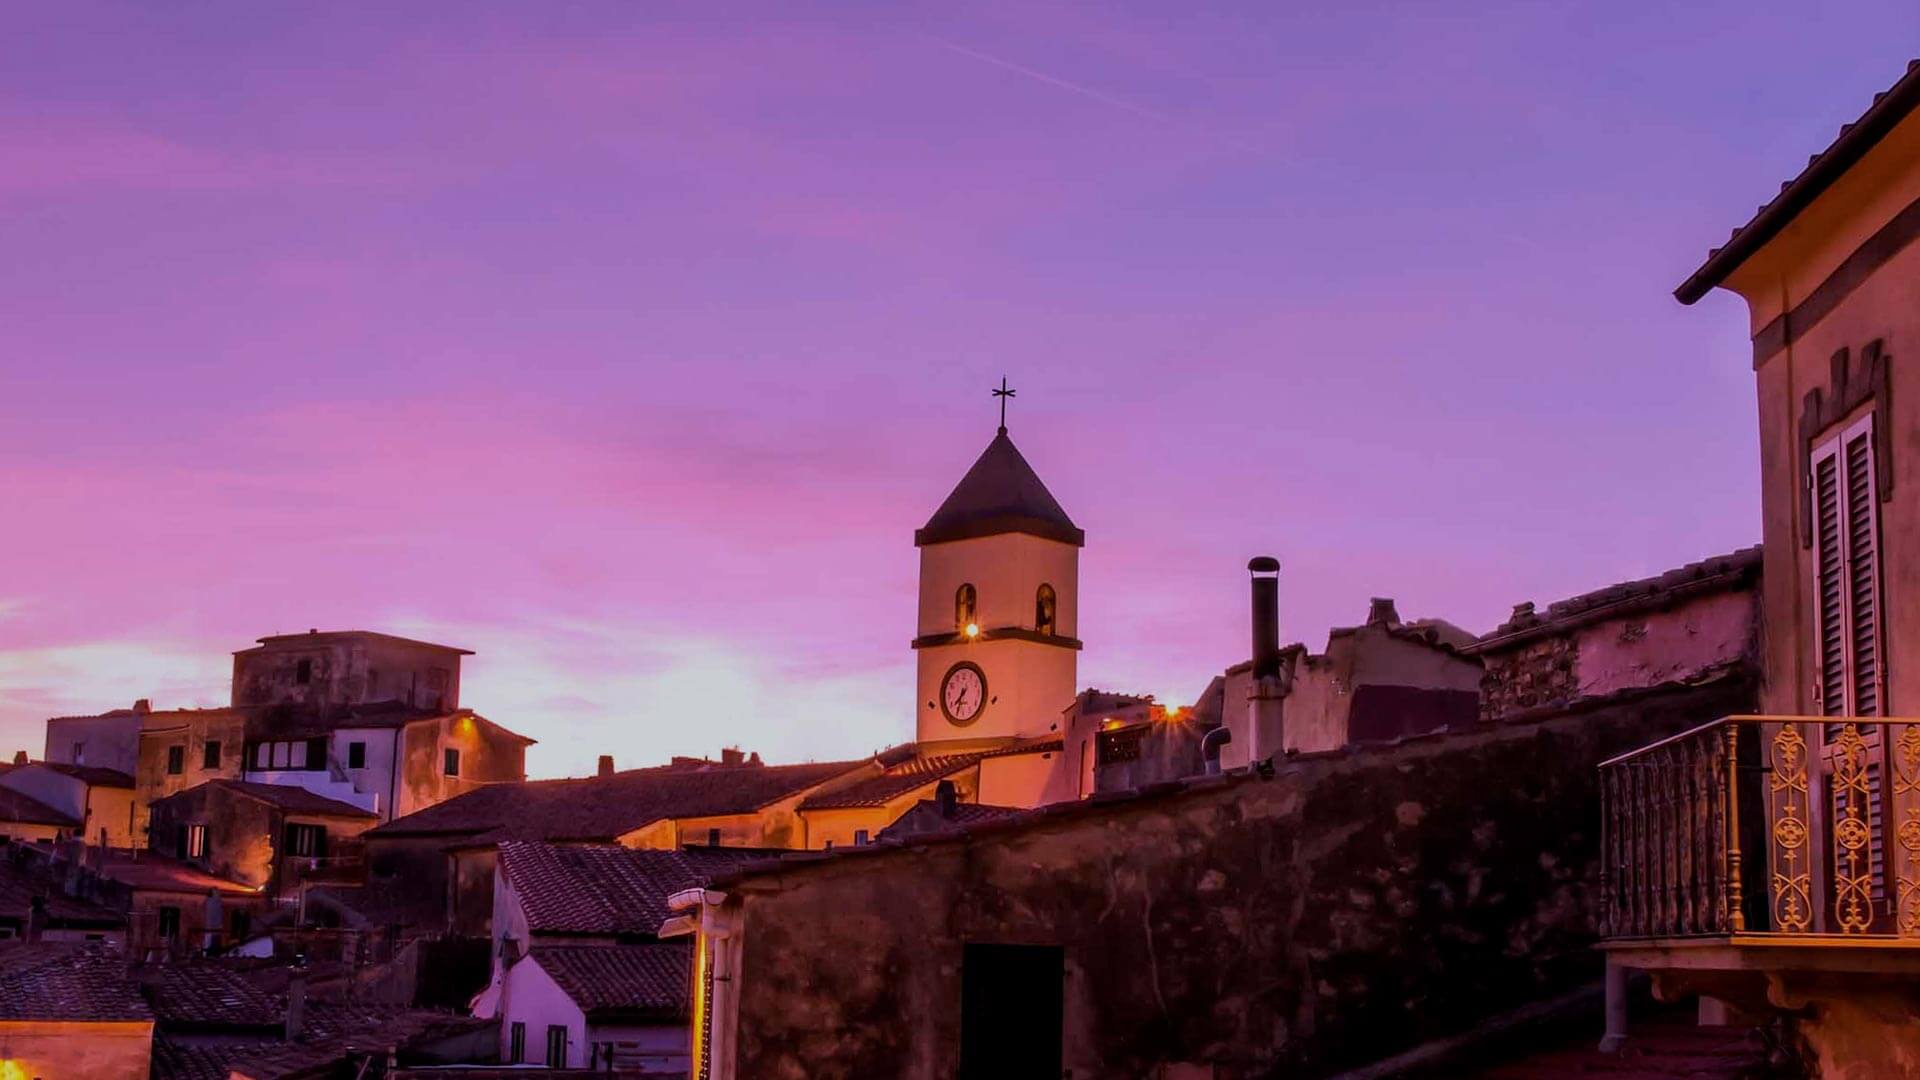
top-left (1249, 557), bottom-right (1281, 679)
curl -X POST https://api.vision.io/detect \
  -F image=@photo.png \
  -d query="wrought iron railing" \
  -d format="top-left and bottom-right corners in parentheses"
top-left (1599, 715), bottom-right (1920, 941)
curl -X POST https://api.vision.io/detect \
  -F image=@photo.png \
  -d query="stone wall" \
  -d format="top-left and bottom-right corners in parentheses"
top-left (717, 673), bottom-right (1757, 1080)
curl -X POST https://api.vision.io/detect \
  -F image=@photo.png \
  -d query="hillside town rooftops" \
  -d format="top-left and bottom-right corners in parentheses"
top-left (369, 758), bottom-right (865, 842)
top-left (94, 850), bottom-right (259, 896)
top-left (0, 850), bottom-right (125, 930)
top-left (530, 943), bottom-right (692, 1021)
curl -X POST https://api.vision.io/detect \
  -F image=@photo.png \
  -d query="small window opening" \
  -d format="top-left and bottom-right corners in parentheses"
top-left (1036, 584), bottom-right (1057, 636)
top-left (956, 583), bottom-right (977, 630)
top-left (444, 748), bottom-right (461, 777)
top-left (166, 745), bottom-right (184, 775)
top-left (295, 658), bottom-right (312, 685)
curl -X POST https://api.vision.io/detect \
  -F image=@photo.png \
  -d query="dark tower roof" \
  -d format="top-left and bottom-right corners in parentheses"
top-left (915, 431), bottom-right (1083, 547)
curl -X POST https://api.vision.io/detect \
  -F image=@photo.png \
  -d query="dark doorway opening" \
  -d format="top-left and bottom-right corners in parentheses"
top-left (959, 943), bottom-right (1065, 1080)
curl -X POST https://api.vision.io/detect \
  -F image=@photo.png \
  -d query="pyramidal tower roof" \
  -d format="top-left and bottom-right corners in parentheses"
top-left (915, 429), bottom-right (1083, 547)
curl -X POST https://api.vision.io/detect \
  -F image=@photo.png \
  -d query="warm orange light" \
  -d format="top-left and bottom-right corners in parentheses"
top-left (0, 1061), bottom-right (29, 1080)
top-left (1101, 718), bottom-right (1123, 731)
top-left (1162, 705), bottom-right (1182, 719)
top-left (964, 623), bottom-right (979, 639)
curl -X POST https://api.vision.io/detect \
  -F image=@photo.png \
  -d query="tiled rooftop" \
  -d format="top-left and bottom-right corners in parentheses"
top-left (500, 841), bottom-right (775, 937)
top-left (7, 761), bottom-right (137, 788)
top-left (531, 942), bottom-right (691, 1020)
top-left (0, 848), bottom-right (125, 928)
top-left (370, 758), bottom-right (865, 842)
top-left (95, 849), bottom-right (258, 896)
top-left (141, 960), bottom-right (284, 1028)
top-left (0, 941), bottom-right (151, 1022)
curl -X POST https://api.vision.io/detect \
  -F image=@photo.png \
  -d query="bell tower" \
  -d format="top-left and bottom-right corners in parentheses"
top-left (913, 389), bottom-right (1082, 750)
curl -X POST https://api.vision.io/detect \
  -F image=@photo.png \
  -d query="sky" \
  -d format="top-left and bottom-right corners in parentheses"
top-left (3, 1), bottom-right (1916, 777)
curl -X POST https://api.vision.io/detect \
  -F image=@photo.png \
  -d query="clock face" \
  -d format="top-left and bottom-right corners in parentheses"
top-left (940, 662), bottom-right (987, 725)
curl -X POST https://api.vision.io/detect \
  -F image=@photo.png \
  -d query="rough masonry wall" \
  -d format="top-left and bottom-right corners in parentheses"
top-left (729, 674), bottom-right (1756, 1080)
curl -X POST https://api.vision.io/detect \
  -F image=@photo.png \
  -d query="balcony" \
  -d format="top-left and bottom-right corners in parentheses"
top-left (1598, 715), bottom-right (1920, 1016)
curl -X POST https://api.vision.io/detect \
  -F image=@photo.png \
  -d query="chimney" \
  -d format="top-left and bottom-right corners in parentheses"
top-left (133, 699), bottom-right (151, 714)
top-left (285, 967), bottom-right (308, 1040)
top-left (10, 750), bottom-right (24, 765)
top-left (934, 779), bottom-right (958, 819)
top-left (1246, 557), bottom-right (1288, 764)
top-left (25, 896), bottom-right (44, 942)
top-left (1367, 597), bottom-right (1400, 626)
top-left (1249, 558), bottom-right (1281, 680)
top-left (719, 747), bottom-right (745, 767)
top-left (597, 755), bottom-right (615, 779)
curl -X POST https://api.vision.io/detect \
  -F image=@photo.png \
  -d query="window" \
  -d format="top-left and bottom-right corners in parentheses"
top-left (71, 741), bottom-right (84, 763)
top-left (271, 742), bottom-right (290, 769)
top-left (295, 658), bottom-right (312, 684)
top-left (305, 737), bottom-right (327, 772)
top-left (545, 1024), bottom-right (569, 1068)
top-left (203, 741), bottom-right (221, 770)
top-left (156, 906), bottom-right (181, 941)
top-left (285, 823), bottom-right (326, 858)
top-left (254, 743), bottom-right (271, 769)
top-left (707, 827), bottom-right (721, 846)
top-left (854, 829), bottom-right (870, 846)
top-left (347, 741), bottom-right (366, 769)
top-left (1035, 584), bottom-right (1057, 636)
top-left (443, 748), bottom-right (461, 777)
top-left (955, 583), bottom-right (977, 630)
top-left (1811, 412), bottom-right (1884, 716)
top-left (509, 1021), bottom-right (526, 1064)
top-left (959, 944), bottom-right (1064, 1079)
top-left (186, 824), bottom-right (207, 859)
top-left (166, 745), bottom-right (184, 775)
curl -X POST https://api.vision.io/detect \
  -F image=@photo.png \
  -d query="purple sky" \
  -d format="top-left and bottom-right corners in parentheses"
top-left (3, 2), bottom-right (1915, 776)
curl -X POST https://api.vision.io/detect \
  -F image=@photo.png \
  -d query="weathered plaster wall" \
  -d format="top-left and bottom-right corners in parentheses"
top-left (44, 712), bottom-right (141, 773)
top-left (722, 675), bottom-right (1755, 1080)
top-left (393, 715), bottom-right (526, 820)
top-left (0, 1020), bottom-right (153, 1080)
top-left (233, 635), bottom-right (464, 711)
top-left (1479, 586), bottom-right (1757, 723)
top-left (134, 709), bottom-right (247, 835)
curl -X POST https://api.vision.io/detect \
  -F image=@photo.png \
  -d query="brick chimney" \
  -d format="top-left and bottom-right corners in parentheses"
top-left (597, 755), bottom-right (614, 778)
top-left (133, 699), bottom-right (151, 714)
top-left (935, 779), bottom-right (958, 819)
top-left (1367, 597), bottom-right (1400, 626)
top-left (10, 750), bottom-right (23, 765)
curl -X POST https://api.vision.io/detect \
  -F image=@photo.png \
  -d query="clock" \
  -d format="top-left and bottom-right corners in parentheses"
top-left (940, 661), bottom-right (987, 726)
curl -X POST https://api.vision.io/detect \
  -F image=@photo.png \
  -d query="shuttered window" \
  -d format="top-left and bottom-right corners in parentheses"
top-left (1810, 412), bottom-right (1884, 717)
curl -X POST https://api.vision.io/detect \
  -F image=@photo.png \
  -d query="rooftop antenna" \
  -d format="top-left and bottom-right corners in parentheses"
top-left (992, 376), bottom-right (1016, 435)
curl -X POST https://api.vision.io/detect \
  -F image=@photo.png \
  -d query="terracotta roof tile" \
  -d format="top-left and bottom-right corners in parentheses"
top-left (500, 842), bottom-right (772, 937)
top-left (0, 941), bottom-right (151, 1021)
top-left (142, 962), bottom-right (283, 1027)
top-left (530, 943), bottom-right (691, 1019)
top-left (370, 759), bottom-right (864, 842)
top-left (0, 849), bottom-right (125, 928)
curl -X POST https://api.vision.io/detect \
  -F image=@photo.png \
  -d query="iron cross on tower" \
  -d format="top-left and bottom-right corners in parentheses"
top-left (993, 377), bottom-right (1016, 435)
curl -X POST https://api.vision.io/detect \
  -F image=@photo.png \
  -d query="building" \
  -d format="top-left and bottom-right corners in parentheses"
top-left (43, 630), bottom-right (533, 835)
top-left (147, 780), bottom-right (379, 897)
top-left (0, 785), bottom-right (79, 844)
top-left (1598, 58), bottom-right (1920, 1074)
top-left (0, 941), bottom-right (154, 1080)
top-left (0, 757), bottom-right (138, 847)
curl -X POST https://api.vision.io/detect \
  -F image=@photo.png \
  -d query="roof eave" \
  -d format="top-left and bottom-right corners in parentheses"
top-left (1676, 60), bottom-right (1920, 305)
